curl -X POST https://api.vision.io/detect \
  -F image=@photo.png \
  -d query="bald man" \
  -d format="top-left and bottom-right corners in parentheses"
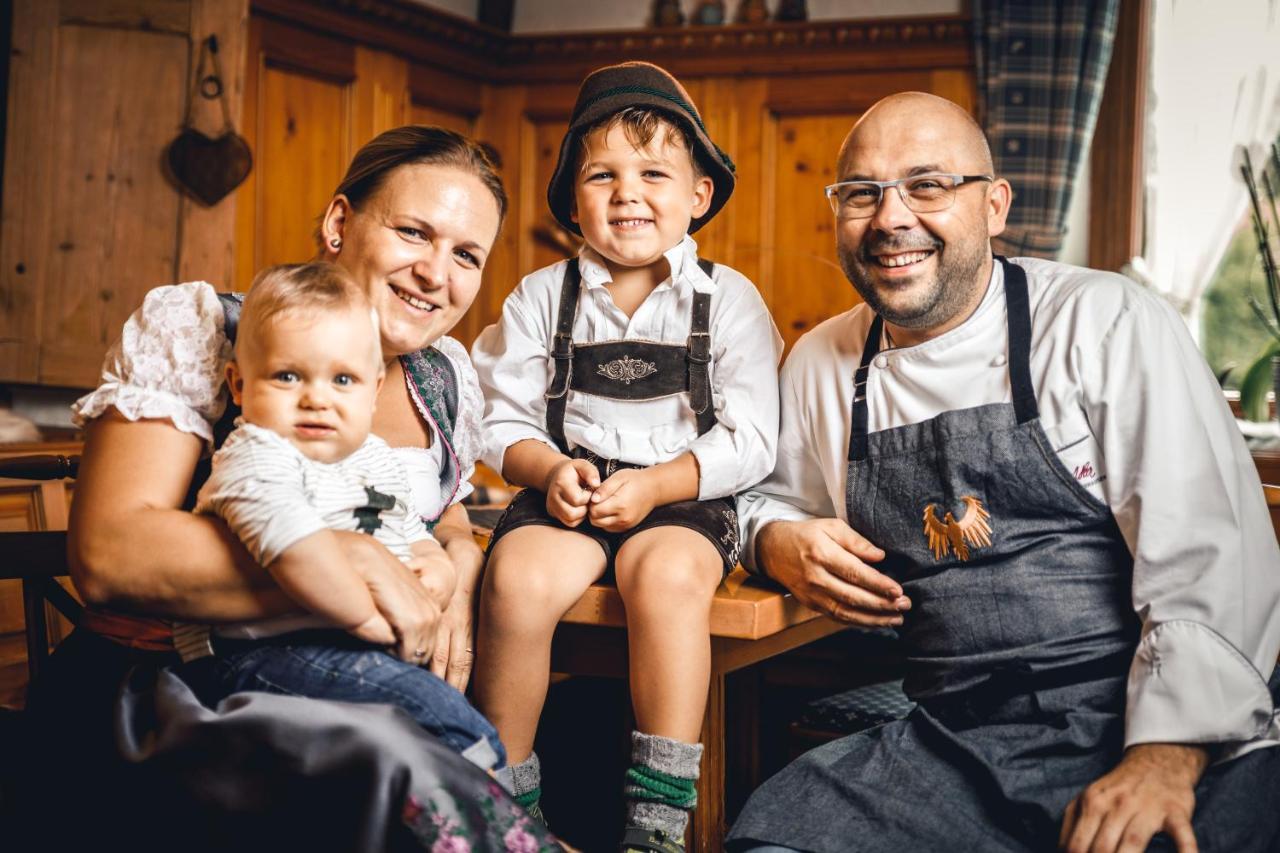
top-left (728, 93), bottom-right (1280, 852)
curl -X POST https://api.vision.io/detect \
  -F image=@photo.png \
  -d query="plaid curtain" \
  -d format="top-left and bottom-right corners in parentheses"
top-left (974, 0), bottom-right (1120, 259)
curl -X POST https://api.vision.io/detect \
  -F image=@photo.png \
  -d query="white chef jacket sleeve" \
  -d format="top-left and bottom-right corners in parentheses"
top-left (1083, 284), bottom-right (1280, 756)
top-left (738, 338), bottom-right (844, 575)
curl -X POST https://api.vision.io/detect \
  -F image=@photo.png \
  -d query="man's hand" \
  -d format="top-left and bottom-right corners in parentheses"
top-left (544, 458), bottom-right (600, 527)
top-left (756, 518), bottom-right (907, 627)
top-left (1059, 743), bottom-right (1208, 853)
top-left (589, 468), bottom-right (659, 532)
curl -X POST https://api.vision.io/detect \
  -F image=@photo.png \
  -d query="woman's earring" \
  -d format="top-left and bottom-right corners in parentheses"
top-left (330, 237), bottom-right (341, 250)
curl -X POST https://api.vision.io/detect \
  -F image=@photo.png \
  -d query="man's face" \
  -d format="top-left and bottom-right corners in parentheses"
top-left (835, 114), bottom-right (1003, 333)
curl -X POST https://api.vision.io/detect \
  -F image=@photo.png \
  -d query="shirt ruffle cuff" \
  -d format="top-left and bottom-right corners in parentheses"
top-left (72, 383), bottom-right (218, 446)
top-left (485, 427), bottom-right (560, 479)
top-left (1125, 619), bottom-right (1278, 759)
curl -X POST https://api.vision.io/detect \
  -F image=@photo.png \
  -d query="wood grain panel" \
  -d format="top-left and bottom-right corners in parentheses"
top-left (251, 65), bottom-right (350, 274)
top-left (37, 24), bottom-right (189, 386)
top-left (352, 46), bottom-right (409, 148)
top-left (768, 113), bottom-right (862, 352)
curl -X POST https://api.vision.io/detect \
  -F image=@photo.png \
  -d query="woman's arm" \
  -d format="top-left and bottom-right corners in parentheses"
top-left (429, 501), bottom-right (485, 690)
top-left (68, 410), bottom-right (293, 620)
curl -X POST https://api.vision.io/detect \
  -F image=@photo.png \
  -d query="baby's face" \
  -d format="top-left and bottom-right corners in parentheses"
top-left (230, 307), bottom-right (384, 463)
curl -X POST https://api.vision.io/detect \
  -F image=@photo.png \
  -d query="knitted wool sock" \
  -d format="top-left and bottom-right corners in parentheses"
top-left (624, 731), bottom-right (703, 841)
top-left (505, 751), bottom-right (542, 810)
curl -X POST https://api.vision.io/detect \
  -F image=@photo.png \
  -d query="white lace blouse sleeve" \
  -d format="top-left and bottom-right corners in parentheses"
top-left (71, 282), bottom-right (230, 446)
top-left (435, 335), bottom-right (482, 504)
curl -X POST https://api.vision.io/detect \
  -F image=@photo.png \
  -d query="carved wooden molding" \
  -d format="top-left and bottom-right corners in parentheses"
top-left (251, 0), bottom-right (971, 82)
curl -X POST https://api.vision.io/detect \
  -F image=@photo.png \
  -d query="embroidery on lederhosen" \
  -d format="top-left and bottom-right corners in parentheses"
top-left (922, 495), bottom-right (992, 561)
top-left (355, 486), bottom-right (395, 535)
top-left (597, 356), bottom-right (658, 384)
top-left (720, 506), bottom-right (741, 565)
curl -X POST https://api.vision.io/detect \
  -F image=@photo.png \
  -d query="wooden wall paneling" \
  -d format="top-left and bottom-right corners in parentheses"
top-left (352, 46), bottom-right (409, 148)
top-left (468, 83), bottom-right (528, 348)
top-left (176, 0), bottom-right (251, 288)
top-left (0, 0), bottom-right (57, 383)
top-left (0, 1), bottom-right (207, 387)
top-left (236, 17), bottom-right (355, 290)
top-left (690, 77), bottom-right (740, 271)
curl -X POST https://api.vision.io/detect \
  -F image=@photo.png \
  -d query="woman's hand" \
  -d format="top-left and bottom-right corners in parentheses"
top-left (431, 503), bottom-right (486, 691)
top-left (336, 531), bottom-right (441, 664)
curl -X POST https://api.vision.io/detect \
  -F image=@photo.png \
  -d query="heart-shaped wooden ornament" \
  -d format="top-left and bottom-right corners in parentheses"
top-left (166, 127), bottom-right (253, 206)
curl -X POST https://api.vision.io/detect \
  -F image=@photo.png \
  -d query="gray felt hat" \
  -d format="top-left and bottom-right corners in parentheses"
top-left (546, 61), bottom-right (736, 236)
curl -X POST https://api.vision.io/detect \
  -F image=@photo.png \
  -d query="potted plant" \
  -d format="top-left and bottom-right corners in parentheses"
top-left (1237, 143), bottom-right (1280, 422)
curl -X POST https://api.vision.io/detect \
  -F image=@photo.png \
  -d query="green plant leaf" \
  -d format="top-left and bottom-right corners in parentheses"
top-left (1239, 338), bottom-right (1280, 421)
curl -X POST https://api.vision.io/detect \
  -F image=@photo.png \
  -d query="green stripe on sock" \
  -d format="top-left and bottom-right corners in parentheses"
top-left (624, 765), bottom-right (697, 809)
top-left (513, 787), bottom-right (542, 809)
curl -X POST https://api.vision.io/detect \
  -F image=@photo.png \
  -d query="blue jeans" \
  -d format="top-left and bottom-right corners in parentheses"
top-left (206, 629), bottom-right (505, 770)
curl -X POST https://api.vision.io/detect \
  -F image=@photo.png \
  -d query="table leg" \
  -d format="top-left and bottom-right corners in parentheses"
top-left (689, 668), bottom-right (726, 853)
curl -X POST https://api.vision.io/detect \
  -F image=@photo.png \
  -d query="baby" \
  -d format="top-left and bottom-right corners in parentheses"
top-left (181, 262), bottom-right (503, 771)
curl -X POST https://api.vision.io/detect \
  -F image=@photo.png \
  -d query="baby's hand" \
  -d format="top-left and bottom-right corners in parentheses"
top-left (349, 612), bottom-right (396, 646)
top-left (588, 468), bottom-right (658, 532)
top-left (407, 538), bottom-right (457, 608)
top-left (544, 458), bottom-right (600, 527)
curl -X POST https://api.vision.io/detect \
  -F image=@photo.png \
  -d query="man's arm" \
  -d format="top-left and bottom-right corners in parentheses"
top-left (1061, 282), bottom-right (1280, 852)
top-left (740, 345), bottom-right (908, 624)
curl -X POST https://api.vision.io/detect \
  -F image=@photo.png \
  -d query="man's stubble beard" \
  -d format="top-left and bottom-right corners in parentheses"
top-left (838, 231), bottom-right (988, 331)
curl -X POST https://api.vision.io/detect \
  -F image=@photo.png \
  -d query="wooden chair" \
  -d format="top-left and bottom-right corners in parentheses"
top-left (0, 454), bottom-right (82, 684)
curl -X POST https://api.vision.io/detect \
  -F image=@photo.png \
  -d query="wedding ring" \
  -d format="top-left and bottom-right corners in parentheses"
top-left (414, 647), bottom-right (428, 658)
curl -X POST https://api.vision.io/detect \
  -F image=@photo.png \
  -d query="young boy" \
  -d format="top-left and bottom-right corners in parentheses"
top-left (179, 262), bottom-right (504, 771)
top-left (471, 62), bottom-right (783, 851)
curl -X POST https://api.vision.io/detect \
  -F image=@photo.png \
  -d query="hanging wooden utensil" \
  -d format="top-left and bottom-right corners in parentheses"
top-left (166, 35), bottom-right (252, 206)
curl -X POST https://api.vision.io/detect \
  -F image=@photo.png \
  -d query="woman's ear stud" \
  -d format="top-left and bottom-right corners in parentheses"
top-left (330, 238), bottom-right (342, 249)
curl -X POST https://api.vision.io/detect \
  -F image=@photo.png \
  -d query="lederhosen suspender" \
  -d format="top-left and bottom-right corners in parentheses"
top-left (545, 257), bottom-right (718, 454)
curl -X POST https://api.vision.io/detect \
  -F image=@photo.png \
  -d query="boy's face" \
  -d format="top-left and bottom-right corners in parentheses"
top-left (228, 306), bottom-right (385, 464)
top-left (571, 122), bottom-right (713, 277)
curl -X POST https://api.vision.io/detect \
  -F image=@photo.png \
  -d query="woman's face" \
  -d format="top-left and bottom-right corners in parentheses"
top-left (323, 163), bottom-right (501, 358)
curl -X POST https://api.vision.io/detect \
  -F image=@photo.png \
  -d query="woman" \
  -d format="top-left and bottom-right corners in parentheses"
top-left (23, 127), bottom-right (539, 851)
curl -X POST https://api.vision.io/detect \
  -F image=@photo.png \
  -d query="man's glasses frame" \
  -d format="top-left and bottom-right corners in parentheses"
top-left (823, 173), bottom-right (993, 218)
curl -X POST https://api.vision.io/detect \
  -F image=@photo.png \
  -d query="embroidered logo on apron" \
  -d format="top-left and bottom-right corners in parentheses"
top-left (596, 356), bottom-right (657, 384)
top-left (922, 495), bottom-right (992, 561)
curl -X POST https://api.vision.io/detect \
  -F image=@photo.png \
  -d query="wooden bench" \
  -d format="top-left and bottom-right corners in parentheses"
top-left (470, 511), bottom-right (843, 852)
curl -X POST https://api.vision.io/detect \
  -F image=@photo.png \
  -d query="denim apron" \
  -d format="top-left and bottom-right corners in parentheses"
top-left (731, 258), bottom-right (1146, 851)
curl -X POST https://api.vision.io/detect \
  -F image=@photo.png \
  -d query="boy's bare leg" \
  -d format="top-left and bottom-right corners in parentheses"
top-left (474, 525), bottom-right (607, 763)
top-left (614, 527), bottom-right (722, 741)
top-left (615, 526), bottom-right (722, 843)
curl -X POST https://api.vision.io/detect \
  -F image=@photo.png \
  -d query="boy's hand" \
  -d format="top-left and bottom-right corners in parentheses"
top-left (588, 468), bottom-right (659, 532)
top-left (544, 458), bottom-right (600, 527)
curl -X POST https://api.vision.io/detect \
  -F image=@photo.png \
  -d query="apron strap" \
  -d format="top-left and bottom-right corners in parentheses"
top-left (545, 258), bottom-right (582, 454)
top-left (689, 259), bottom-right (717, 436)
top-left (847, 312), bottom-right (884, 462)
top-left (997, 256), bottom-right (1040, 424)
top-left (847, 256), bottom-right (1039, 462)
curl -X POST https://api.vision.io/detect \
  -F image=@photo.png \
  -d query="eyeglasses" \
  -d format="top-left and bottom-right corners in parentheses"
top-left (824, 173), bottom-right (993, 218)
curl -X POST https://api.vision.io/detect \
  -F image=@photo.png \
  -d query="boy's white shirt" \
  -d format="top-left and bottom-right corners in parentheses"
top-left (471, 234), bottom-right (783, 501)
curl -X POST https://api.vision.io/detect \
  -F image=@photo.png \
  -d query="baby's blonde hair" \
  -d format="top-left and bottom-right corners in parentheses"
top-left (237, 262), bottom-right (381, 370)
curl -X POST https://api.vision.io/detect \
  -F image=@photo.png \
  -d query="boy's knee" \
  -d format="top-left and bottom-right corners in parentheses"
top-left (618, 557), bottom-right (719, 611)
